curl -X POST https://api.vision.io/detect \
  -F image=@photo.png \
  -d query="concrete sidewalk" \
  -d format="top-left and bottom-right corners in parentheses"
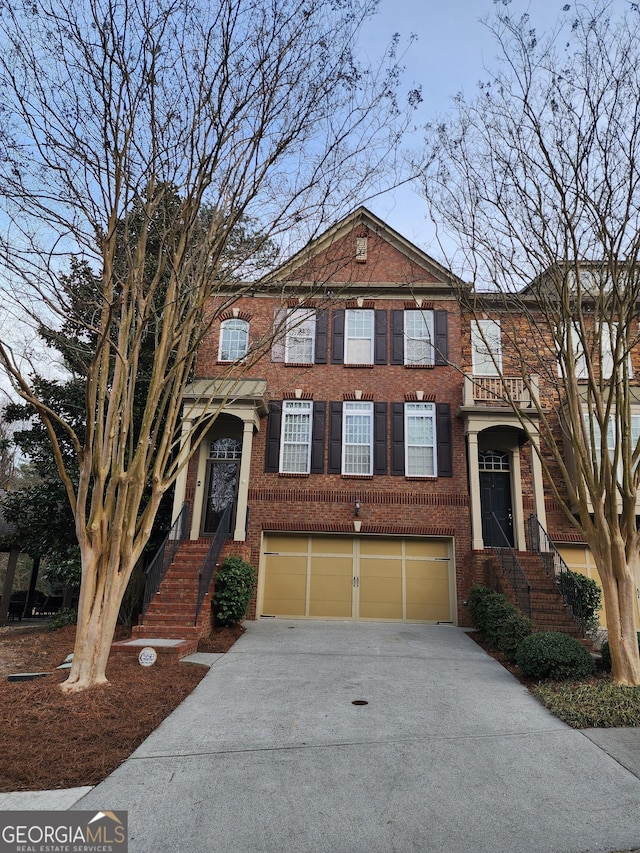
top-left (5, 620), bottom-right (640, 852)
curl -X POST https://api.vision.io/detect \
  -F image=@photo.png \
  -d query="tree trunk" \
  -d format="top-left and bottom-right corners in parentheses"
top-left (598, 553), bottom-right (640, 686)
top-left (60, 548), bottom-right (133, 693)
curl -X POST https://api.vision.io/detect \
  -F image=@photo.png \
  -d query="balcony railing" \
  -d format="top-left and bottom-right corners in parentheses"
top-left (463, 374), bottom-right (538, 408)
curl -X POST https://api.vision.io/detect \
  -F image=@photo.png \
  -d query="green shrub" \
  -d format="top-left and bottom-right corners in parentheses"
top-left (489, 611), bottom-right (534, 663)
top-left (557, 570), bottom-right (602, 633)
top-left (468, 585), bottom-right (533, 662)
top-left (48, 607), bottom-right (77, 631)
top-left (516, 631), bottom-right (595, 681)
top-left (212, 556), bottom-right (256, 627)
top-left (599, 631), bottom-right (640, 673)
top-left (468, 585), bottom-right (501, 634)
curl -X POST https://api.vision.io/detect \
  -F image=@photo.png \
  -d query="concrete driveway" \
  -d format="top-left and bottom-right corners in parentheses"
top-left (77, 620), bottom-right (640, 853)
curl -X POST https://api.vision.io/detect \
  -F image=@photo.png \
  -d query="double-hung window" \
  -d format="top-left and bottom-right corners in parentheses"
top-left (405, 403), bottom-right (436, 476)
top-left (280, 400), bottom-right (313, 474)
top-left (285, 309), bottom-right (316, 364)
top-left (342, 401), bottom-right (373, 475)
top-left (404, 310), bottom-right (434, 366)
top-left (471, 319), bottom-right (502, 376)
top-left (219, 318), bottom-right (249, 362)
top-left (345, 309), bottom-right (374, 364)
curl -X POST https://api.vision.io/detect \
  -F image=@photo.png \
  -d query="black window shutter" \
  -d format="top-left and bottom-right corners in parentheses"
top-left (328, 401), bottom-right (343, 473)
top-left (374, 402), bottom-right (387, 474)
top-left (391, 310), bottom-right (404, 365)
top-left (436, 402), bottom-right (453, 476)
top-left (374, 310), bottom-right (388, 365)
top-left (331, 310), bottom-right (345, 364)
top-left (391, 403), bottom-right (405, 475)
top-left (265, 401), bottom-right (282, 472)
top-left (311, 401), bottom-right (326, 473)
top-left (434, 310), bottom-right (449, 365)
top-left (314, 309), bottom-right (328, 364)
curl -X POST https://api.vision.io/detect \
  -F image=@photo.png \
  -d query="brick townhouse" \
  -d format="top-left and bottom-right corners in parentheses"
top-left (167, 206), bottom-right (474, 627)
top-left (138, 206), bottom-right (635, 641)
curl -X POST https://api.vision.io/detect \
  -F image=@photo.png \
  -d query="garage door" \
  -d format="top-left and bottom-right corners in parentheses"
top-left (260, 534), bottom-right (453, 622)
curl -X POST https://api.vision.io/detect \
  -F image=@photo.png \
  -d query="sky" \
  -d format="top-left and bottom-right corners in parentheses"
top-left (357, 0), bottom-right (631, 260)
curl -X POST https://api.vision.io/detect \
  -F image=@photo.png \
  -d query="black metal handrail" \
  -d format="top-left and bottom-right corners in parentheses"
top-left (195, 503), bottom-right (232, 624)
top-left (141, 502), bottom-right (190, 616)
top-left (527, 514), bottom-right (587, 634)
top-left (490, 512), bottom-right (532, 618)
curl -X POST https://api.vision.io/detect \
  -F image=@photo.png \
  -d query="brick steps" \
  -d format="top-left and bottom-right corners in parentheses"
top-left (130, 540), bottom-right (216, 647)
top-left (475, 551), bottom-right (593, 649)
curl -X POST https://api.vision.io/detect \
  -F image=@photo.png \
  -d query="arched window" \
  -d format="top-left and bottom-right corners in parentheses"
top-left (219, 318), bottom-right (249, 361)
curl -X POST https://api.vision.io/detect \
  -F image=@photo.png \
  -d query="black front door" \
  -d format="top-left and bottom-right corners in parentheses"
top-left (480, 470), bottom-right (514, 547)
top-left (201, 460), bottom-right (239, 535)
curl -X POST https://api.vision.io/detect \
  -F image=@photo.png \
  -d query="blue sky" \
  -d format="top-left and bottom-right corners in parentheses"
top-left (358, 0), bottom-right (631, 259)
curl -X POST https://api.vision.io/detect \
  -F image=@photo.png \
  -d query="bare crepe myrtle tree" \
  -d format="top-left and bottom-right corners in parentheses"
top-left (421, 2), bottom-right (640, 684)
top-left (0, 0), bottom-right (416, 691)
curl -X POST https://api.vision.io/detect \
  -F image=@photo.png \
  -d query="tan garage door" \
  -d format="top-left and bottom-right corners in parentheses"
top-left (261, 534), bottom-right (453, 622)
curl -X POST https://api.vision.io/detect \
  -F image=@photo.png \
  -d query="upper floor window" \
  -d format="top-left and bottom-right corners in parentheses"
top-left (219, 318), bottom-right (249, 362)
top-left (342, 401), bottom-right (373, 475)
top-left (404, 310), bottom-right (434, 366)
top-left (285, 309), bottom-right (316, 364)
top-left (405, 402), bottom-right (436, 476)
top-left (471, 319), bottom-right (502, 376)
top-left (280, 400), bottom-right (313, 474)
top-left (345, 309), bottom-right (374, 364)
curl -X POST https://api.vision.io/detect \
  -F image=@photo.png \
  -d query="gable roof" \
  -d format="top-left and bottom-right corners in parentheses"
top-left (259, 206), bottom-right (467, 295)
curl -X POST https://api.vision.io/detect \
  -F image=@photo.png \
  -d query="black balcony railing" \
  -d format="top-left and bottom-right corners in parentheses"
top-left (527, 514), bottom-right (587, 634)
top-left (141, 502), bottom-right (190, 616)
top-left (490, 512), bottom-right (532, 618)
top-left (195, 503), bottom-right (232, 624)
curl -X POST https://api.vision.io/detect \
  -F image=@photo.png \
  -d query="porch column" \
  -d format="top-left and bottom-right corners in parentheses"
top-left (234, 419), bottom-right (255, 541)
top-left (467, 429), bottom-right (485, 550)
top-left (170, 418), bottom-right (193, 537)
top-left (511, 445), bottom-right (527, 551)
top-left (530, 432), bottom-right (548, 534)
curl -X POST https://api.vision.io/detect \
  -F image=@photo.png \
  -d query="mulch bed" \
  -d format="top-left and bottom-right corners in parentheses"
top-left (0, 622), bottom-right (243, 792)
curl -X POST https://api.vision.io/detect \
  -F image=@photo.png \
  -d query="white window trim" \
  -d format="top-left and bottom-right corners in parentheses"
top-left (345, 309), bottom-right (374, 365)
top-left (219, 318), bottom-right (249, 362)
top-left (284, 308), bottom-right (316, 364)
top-left (279, 400), bottom-right (313, 474)
top-left (404, 402), bottom-right (436, 477)
top-left (342, 400), bottom-right (373, 475)
top-left (471, 319), bottom-right (502, 376)
top-left (404, 309), bottom-right (434, 366)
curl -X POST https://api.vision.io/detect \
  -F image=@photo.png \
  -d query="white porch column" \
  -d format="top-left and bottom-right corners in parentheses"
top-left (467, 430), bottom-right (485, 550)
top-left (234, 419), bottom-right (255, 541)
top-left (530, 433), bottom-right (548, 534)
top-left (511, 445), bottom-right (527, 551)
top-left (170, 418), bottom-right (193, 537)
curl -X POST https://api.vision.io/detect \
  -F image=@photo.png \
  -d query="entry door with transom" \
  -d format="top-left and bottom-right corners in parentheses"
top-left (479, 450), bottom-right (514, 547)
top-left (200, 438), bottom-right (241, 536)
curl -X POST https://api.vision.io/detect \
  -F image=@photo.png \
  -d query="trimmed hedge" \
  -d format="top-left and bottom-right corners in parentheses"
top-left (468, 584), bottom-right (533, 663)
top-left (212, 556), bottom-right (256, 627)
top-left (516, 631), bottom-right (595, 681)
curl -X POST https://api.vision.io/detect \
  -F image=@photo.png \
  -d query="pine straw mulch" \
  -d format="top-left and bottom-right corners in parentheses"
top-left (0, 622), bottom-right (244, 792)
